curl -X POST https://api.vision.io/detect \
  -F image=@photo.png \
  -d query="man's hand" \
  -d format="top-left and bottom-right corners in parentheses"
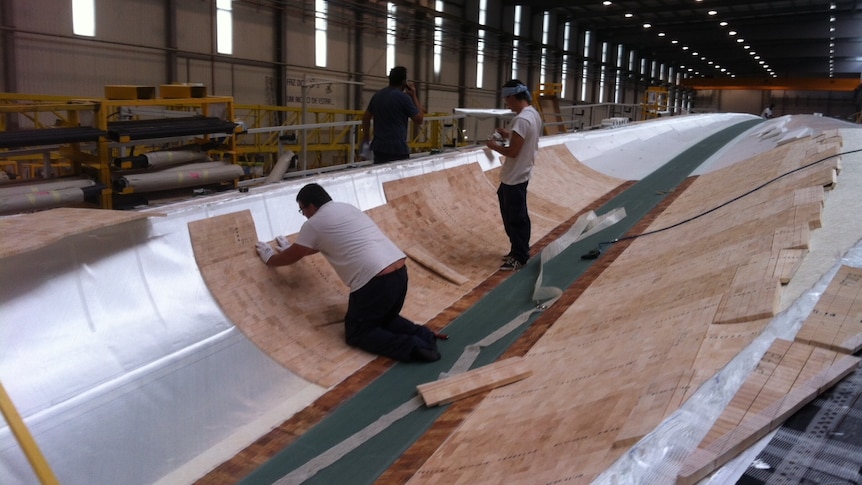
top-left (275, 235), bottom-right (292, 252)
top-left (255, 241), bottom-right (276, 264)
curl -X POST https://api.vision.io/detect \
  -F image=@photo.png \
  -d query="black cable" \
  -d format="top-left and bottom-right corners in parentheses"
top-left (582, 147), bottom-right (862, 259)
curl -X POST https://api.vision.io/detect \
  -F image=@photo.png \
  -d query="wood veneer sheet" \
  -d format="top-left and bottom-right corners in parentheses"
top-left (188, 209), bottom-right (373, 387)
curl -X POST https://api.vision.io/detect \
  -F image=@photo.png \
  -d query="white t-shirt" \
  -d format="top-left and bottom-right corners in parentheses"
top-left (500, 105), bottom-right (543, 185)
top-left (294, 201), bottom-right (406, 292)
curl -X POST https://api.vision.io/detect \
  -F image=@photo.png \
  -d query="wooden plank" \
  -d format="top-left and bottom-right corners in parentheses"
top-left (417, 357), bottom-right (533, 407)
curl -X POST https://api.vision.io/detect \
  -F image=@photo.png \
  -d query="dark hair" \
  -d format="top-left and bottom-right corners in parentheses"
top-left (389, 66), bottom-right (408, 87)
top-left (503, 79), bottom-right (531, 102)
top-left (296, 183), bottom-right (332, 209)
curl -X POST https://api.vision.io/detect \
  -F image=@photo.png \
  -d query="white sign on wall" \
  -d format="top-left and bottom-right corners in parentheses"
top-left (284, 77), bottom-right (337, 107)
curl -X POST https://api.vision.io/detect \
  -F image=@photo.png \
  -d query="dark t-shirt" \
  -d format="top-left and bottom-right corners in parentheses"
top-left (367, 87), bottom-right (419, 156)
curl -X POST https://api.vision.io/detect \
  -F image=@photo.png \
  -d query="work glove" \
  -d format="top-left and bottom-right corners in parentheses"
top-left (275, 235), bottom-right (292, 252)
top-left (255, 241), bottom-right (276, 264)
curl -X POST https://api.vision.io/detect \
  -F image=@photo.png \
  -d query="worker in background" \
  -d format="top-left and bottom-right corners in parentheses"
top-left (361, 66), bottom-right (425, 164)
top-left (485, 79), bottom-right (543, 271)
top-left (761, 103), bottom-right (775, 119)
top-left (254, 183), bottom-right (441, 362)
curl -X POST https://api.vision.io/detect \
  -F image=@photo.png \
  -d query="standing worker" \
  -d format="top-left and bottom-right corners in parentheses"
top-left (254, 183), bottom-right (441, 362)
top-left (361, 66), bottom-right (425, 164)
top-left (485, 80), bottom-right (543, 271)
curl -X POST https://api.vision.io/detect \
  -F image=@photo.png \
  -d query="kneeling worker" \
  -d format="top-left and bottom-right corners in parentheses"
top-left (254, 183), bottom-right (441, 363)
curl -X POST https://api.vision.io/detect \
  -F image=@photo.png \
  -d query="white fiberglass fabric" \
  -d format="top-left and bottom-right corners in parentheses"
top-left (0, 211), bottom-right (318, 485)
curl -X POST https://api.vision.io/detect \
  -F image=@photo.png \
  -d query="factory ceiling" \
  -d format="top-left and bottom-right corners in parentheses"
top-left (517, 0), bottom-right (862, 82)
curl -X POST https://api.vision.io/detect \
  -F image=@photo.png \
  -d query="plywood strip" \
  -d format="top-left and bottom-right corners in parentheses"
top-left (417, 357), bottom-right (533, 407)
top-left (795, 265), bottom-right (862, 354)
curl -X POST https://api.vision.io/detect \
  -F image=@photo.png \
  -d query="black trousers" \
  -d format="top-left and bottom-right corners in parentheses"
top-left (344, 266), bottom-right (436, 361)
top-left (372, 151), bottom-right (409, 164)
top-left (497, 181), bottom-right (531, 264)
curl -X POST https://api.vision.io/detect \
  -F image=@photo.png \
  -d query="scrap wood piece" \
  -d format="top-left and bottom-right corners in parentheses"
top-left (417, 357), bottom-right (532, 407)
top-left (676, 340), bottom-right (861, 485)
top-left (403, 244), bottom-right (469, 286)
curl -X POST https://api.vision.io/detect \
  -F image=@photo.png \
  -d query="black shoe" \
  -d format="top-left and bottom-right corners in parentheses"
top-left (499, 256), bottom-right (524, 271)
top-left (411, 346), bottom-right (441, 362)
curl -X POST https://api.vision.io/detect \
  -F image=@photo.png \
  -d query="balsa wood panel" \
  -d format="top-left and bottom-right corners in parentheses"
top-left (189, 209), bottom-right (371, 387)
top-left (406, 133), bottom-right (847, 484)
top-left (0, 207), bottom-right (161, 258)
top-left (185, 156), bottom-right (623, 388)
top-left (417, 357), bottom-right (533, 407)
top-left (795, 265), bottom-right (862, 354)
top-left (676, 339), bottom-right (860, 485)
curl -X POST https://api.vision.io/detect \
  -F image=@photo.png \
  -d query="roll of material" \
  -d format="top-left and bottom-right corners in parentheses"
top-left (0, 178), bottom-right (96, 197)
top-left (0, 187), bottom-right (85, 215)
top-left (144, 151), bottom-right (210, 168)
top-left (264, 150), bottom-right (295, 184)
top-left (114, 150), bottom-right (210, 169)
top-left (161, 161), bottom-right (232, 172)
top-left (116, 164), bottom-right (244, 192)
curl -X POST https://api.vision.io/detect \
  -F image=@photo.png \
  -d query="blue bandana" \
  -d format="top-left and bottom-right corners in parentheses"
top-left (501, 84), bottom-right (530, 101)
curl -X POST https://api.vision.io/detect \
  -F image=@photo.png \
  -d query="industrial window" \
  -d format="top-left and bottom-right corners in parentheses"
top-left (539, 11), bottom-right (550, 86)
top-left (614, 44), bottom-right (624, 104)
top-left (216, 0), bottom-right (232, 55)
top-left (72, 0), bottom-right (95, 37)
top-left (580, 30), bottom-right (591, 102)
top-left (315, 0), bottom-right (327, 67)
top-left (598, 41), bottom-right (608, 102)
top-left (561, 21), bottom-right (571, 98)
top-left (511, 5), bottom-right (521, 79)
top-left (476, 0), bottom-right (487, 88)
top-left (433, 1), bottom-right (443, 77)
top-left (386, 3), bottom-right (397, 73)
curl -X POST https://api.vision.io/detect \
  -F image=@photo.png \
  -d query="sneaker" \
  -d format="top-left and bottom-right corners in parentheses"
top-left (499, 257), bottom-right (523, 271)
top-left (501, 253), bottom-right (513, 261)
